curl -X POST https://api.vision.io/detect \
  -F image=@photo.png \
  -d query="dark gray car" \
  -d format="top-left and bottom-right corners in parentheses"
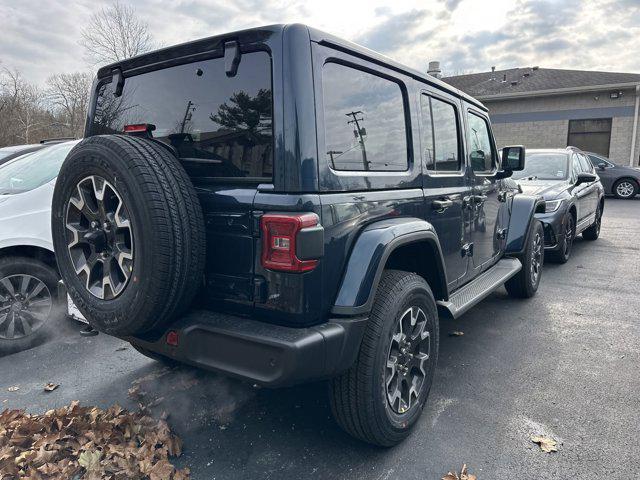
top-left (586, 152), bottom-right (640, 199)
top-left (514, 148), bottom-right (604, 264)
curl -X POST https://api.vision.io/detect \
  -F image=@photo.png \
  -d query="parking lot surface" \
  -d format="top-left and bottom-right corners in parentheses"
top-left (1, 198), bottom-right (638, 479)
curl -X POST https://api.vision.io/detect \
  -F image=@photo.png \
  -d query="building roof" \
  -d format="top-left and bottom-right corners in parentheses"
top-left (443, 67), bottom-right (640, 100)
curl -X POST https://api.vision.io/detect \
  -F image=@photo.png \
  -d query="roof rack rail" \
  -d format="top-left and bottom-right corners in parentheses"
top-left (40, 137), bottom-right (76, 144)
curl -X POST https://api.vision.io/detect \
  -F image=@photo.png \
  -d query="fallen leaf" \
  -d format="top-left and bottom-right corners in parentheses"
top-left (449, 331), bottom-right (464, 337)
top-left (0, 401), bottom-right (188, 479)
top-left (115, 346), bottom-right (128, 351)
top-left (442, 464), bottom-right (477, 480)
top-left (44, 383), bottom-right (60, 392)
top-left (7, 386), bottom-right (19, 392)
top-left (532, 435), bottom-right (558, 453)
top-left (78, 450), bottom-right (102, 470)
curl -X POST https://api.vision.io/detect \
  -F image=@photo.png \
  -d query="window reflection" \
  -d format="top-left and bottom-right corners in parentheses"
top-left (91, 52), bottom-right (273, 180)
top-left (322, 62), bottom-right (408, 172)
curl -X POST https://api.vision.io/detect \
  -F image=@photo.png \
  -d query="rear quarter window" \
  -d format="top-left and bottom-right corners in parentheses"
top-left (321, 62), bottom-right (408, 172)
top-left (90, 51), bottom-right (273, 181)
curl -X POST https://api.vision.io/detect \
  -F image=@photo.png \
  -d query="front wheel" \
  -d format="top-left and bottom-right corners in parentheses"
top-left (329, 270), bottom-right (439, 447)
top-left (613, 179), bottom-right (638, 199)
top-left (548, 212), bottom-right (574, 264)
top-left (582, 203), bottom-right (603, 240)
top-left (505, 220), bottom-right (544, 298)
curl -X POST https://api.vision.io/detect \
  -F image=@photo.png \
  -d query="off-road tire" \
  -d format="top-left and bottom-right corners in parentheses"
top-left (51, 135), bottom-right (206, 336)
top-left (329, 270), bottom-right (439, 447)
top-left (582, 202), bottom-right (603, 241)
top-left (505, 220), bottom-right (544, 298)
top-left (0, 257), bottom-right (63, 356)
top-left (547, 211), bottom-right (574, 264)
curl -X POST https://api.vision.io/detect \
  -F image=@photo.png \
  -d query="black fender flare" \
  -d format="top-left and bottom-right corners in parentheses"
top-left (505, 194), bottom-right (546, 255)
top-left (331, 217), bottom-right (447, 316)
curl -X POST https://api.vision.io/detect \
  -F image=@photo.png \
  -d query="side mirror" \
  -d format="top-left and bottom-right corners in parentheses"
top-left (576, 172), bottom-right (597, 185)
top-left (501, 145), bottom-right (526, 171)
top-left (598, 162), bottom-right (607, 170)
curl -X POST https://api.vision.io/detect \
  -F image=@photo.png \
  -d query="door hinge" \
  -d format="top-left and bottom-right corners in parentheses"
top-left (496, 228), bottom-right (508, 240)
top-left (461, 243), bottom-right (474, 257)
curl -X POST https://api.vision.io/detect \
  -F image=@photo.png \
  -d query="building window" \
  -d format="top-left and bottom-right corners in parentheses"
top-left (567, 118), bottom-right (612, 157)
top-left (322, 62), bottom-right (408, 172)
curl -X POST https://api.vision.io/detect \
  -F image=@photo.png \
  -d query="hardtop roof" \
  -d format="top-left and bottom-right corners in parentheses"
top-left (96, 23), bottom-right (486, 111)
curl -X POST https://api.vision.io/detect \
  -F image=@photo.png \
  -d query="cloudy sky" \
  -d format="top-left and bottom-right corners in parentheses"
top-left (1, 0), bottom-right (639, 84)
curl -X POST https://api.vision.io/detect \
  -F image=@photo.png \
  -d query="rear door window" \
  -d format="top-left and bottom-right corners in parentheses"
top-left (322, 62), bottom-right (408, 172)
top-left (90, 51), bottom-right (273, 181)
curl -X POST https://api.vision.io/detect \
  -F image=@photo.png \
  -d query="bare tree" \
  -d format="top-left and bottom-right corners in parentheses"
top-left (0, 67), bottom-right (20, 116)
top-left (80, 1), bottom-right (154, 66)
top-left (46, 72), bottom-right (93, 137)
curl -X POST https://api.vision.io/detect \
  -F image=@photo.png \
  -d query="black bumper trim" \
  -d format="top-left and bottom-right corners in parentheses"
top-left (127, 310), bottom-right (367, 387)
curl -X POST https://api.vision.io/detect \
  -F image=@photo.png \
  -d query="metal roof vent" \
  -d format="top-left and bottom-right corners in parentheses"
top-left (427, 61), bottom-right (442, 79)
top-left (501, 74), bottom-right (507, 83)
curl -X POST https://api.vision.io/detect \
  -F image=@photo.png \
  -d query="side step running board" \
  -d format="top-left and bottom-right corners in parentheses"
top-left (437, 258), bottom-right (522, 319)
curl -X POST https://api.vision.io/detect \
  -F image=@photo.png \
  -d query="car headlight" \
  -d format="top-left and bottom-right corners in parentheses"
top-left (544, 199), bottom-right (562, 213)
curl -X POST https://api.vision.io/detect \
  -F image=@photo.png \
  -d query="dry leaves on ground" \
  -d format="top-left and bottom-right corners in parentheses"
top-left (449, 331), bottom-right (465, 337)
top-left (531, 435), bottom-right (558, 453)
top-left (442, 464), bottom-right (477, 480)
top-left (43, 384), bottom-right (59, 393)
top-left (6, 387), bottom-right (19, 393)
top-left (0, 400), bottom-right (189, 479)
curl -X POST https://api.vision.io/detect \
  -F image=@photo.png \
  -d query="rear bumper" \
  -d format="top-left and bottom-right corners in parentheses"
top-left (126, 311), bottom-right (368, 387)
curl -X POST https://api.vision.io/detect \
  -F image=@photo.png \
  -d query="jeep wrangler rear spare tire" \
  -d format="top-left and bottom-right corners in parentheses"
top-left (329, 270), bottom-right (439, 447)
top-left (52, 135), bottom-right (206, 336)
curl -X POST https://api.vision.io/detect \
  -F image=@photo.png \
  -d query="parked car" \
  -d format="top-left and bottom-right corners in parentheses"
top-left (52, 24), bottom-right (545, 446)
top-left (585, 152), bottom-right (640, 199)
top-left (0, 140), bottom-right (80, 355)
top-left (0, 138), bottom-right (75, 167)
top-left (513, 147), bottom-right (604, 263)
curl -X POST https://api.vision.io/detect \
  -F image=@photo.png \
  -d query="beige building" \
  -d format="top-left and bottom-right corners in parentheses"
top-left (442, 67), bottom-right (640, 166)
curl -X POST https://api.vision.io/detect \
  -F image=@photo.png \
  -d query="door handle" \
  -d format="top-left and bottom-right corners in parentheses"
top-left (432, 198), bottom-right (454, 211)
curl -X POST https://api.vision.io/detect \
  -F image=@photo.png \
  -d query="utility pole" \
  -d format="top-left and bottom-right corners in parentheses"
top-left (346, 110), bottom-right (369, 171)
top-left (180, 100), bottom-right (196, 134)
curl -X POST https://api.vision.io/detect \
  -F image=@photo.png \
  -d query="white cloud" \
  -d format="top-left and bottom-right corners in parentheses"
top-left (0, 0), bottom-right (638, 85)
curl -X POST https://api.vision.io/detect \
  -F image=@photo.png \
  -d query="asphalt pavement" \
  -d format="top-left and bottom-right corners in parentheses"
top-left (1, 198), bottom-right (638, 479)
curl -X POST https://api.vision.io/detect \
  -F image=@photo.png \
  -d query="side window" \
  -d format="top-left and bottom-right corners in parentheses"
top-left (578, 153), bottom-right (594, 173)
top-left (420, 95), bottom-right (461, 172)
top-left (571, 154), bottom-right (581, 181)
top-left (322, 62), bottom-right (408, 172)
top-left (466, 111), bottom-right (496, 173)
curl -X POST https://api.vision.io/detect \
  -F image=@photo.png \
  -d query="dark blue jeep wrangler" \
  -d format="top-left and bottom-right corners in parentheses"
top-left (52, 24), bottom-right (545, 446)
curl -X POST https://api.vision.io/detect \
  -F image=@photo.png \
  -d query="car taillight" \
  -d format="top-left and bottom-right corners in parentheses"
top-left (261, 213), bottom-right (320, 272)
top-left (123, 123), bottom-right (156, 135)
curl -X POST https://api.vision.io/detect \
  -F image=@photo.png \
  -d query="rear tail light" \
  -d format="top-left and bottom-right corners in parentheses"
top-left (261, 213), bottom-right (321, 272)
top-left (123, 123), bottom-right (156, 135)
top-left (166, 330), bottom-right (179, 346)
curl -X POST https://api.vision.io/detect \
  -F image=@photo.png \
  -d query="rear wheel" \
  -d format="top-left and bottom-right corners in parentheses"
top-left (329, 270), bottom-right (438, 447)
top-left (582, 203), bottom-right (603, 241)
top-left (0, 257), bottom-right (62, 355)
top-left (613, 179), bottom-right (638, 199)
top-left (52, 135), bottom-right (206, 336)
top-left (505, 220), bottom-right (544, 298)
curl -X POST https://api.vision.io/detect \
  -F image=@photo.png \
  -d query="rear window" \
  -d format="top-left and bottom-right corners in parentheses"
top-left (322, 62), bottom-right (408, 172)
top-left (90, 51), bottom-right (273, 181)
